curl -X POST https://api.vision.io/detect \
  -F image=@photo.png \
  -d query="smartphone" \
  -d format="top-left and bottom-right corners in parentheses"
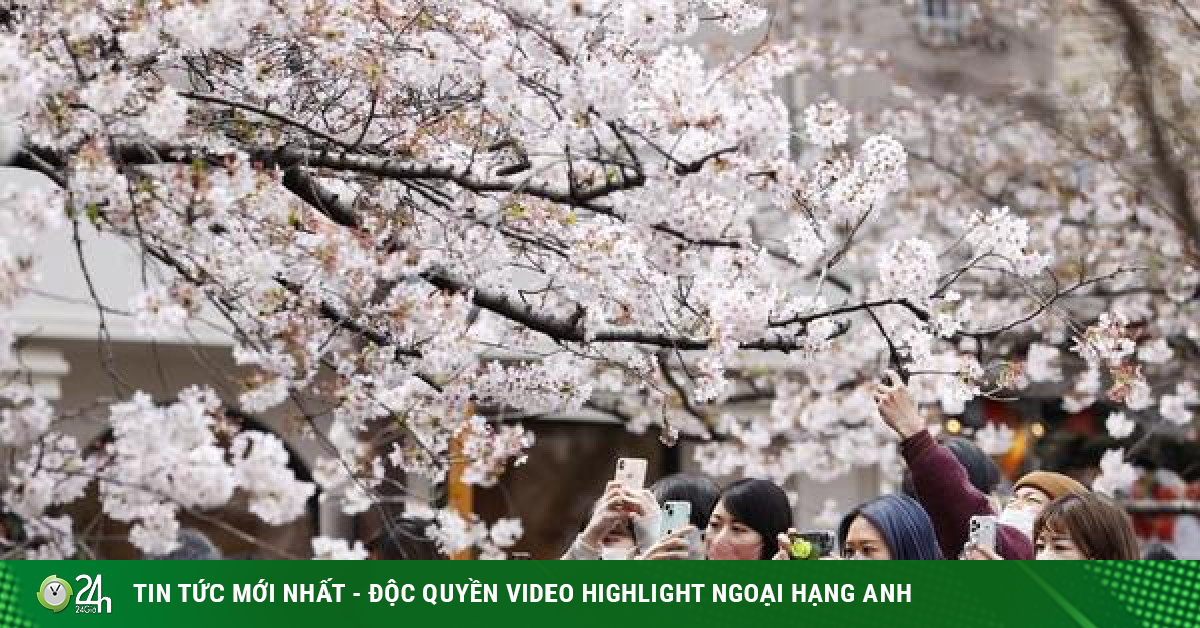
top-left (789, 530), bottom-right (836, 560)
top-left (969, 515), bottom-right (997, 552)
top-left (659, 500), bottom-right (692, 539)
top-left (614, 458), bottom-right (647, 491)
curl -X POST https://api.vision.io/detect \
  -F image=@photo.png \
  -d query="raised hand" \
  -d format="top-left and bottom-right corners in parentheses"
top-left (872, 369), bottom-right (925, 440)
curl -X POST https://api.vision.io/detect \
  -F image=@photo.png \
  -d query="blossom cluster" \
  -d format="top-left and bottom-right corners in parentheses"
top-left (0, 0), bottom-right (1195, 557)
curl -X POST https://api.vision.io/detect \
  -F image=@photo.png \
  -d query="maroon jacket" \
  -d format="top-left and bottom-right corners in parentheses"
top-left (900, 429), bottom-right (1034, 560)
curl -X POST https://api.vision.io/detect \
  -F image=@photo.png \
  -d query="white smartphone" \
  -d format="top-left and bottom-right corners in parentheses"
top-left (614, 458), bottom-right (647, 491)
top-left (969, 515), bottom-right (997, 552)
top-left (659, 500), bottom-right (692, 539)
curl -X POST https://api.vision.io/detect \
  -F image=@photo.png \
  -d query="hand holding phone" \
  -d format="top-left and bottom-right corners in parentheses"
top-left (873, 370), bottom-right (924, 440)
top-left (580, 481), bottom-right (641, 549)
top-left (640, 525), bottom-right (697, 560)
top-left (968, 515), bottom-right (997, 554)
top-left (659, 500), bottom-right (692, 540)
top-left (614, 458), bottom-right (647, 491)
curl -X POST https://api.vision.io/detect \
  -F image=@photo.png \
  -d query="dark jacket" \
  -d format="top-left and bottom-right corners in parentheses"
top-left (901, 429), bottom-right (1034, 560)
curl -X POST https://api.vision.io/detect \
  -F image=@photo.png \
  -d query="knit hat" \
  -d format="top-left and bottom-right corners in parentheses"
top-left (1013, 471), bottom-right (1088, 501)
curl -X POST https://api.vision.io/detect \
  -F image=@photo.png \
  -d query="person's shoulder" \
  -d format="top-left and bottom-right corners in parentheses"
top-left (996, 524), bottom-right (1034, 560)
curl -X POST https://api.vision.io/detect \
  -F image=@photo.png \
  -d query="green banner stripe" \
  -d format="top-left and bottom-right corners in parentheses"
top-left (0, 564), bottom-right (35, 628)
top-left (1, 562), bottom-right (1186, 628)
top-left (1087, 562), bottom-right (1200, 628)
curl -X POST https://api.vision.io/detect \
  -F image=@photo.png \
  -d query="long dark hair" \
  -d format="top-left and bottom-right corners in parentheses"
top-left (838, 494), bottom-right (943, 560)
top-left (651, 472), bottom-right (721, 530)
top-left (716, 478), bottom-right (793, 560)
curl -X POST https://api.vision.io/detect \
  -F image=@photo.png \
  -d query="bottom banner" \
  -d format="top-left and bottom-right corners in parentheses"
top-left (3, 561), bottom-right (1198, 628)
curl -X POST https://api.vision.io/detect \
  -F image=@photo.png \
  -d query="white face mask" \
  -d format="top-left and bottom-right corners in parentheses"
top-left (997, 506), bottom-right (1037, 539)
top-left (601, 546), bottom-right (632, 560)
top-left (1036, 549), bottom-right (1069, 561)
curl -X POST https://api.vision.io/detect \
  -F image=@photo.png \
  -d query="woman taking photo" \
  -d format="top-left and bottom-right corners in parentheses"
top-left (561, 481), bottom-right (653, 560)
top-left (639, 472), bottom-right (721, 560)
top-left (966, 492), bottom-right (1140, 560)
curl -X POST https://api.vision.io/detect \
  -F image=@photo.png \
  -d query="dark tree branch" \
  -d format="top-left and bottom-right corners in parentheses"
top-left (957, 266), bottom-right (1141, 339)
top-left (769, 297), bottom-right (929, 328)
top-left (1103, 0), bottom-right (1199, 256)
top-left (423, 268), bottom-right (829, 353)
top-left (11, 148), bottom-right (67, 187)
top-left (280, 167), bottom-right (359, 228)
top-left (657, 350), bottom-right (707, 421)
top-left (179, 90), bottom-right (353, 149)
top-left (864, 305), bottom-right (909, 382)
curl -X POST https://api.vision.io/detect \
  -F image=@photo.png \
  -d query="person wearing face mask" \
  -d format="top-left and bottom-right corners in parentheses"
top-left (704, 478), bottom-right (793, 560)
top-left (998, 470), bottom-right (1089, 539)
top-left (561, 481), bottom-right (653, 560)
top-left (966, 492), bottom-right (1140, 560)
top-left (873, 371), bottom-right (1033, 560)
top-left (832, 494), bottom-right (943, 560)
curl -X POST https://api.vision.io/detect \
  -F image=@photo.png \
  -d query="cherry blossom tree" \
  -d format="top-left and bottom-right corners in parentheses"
top-left (830, 0), bottom-right (1200, 497)
top-left (0, 0), bottom-right (1191, 559)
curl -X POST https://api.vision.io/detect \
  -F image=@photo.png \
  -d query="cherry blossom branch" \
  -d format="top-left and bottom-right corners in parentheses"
top-left (907, 150), bottom-right (1011, 208)
top-left (865, 306), bottom-right (910, 382)
top-left (20, 140), bottom-right (782, 259)
top-left (178, 90), bottom-right (354, 150)
top-left (11, 148), bottom-right (66, 187)
top-left (103, 143), bottom-right (645, 210)
top-left (279, 167), bottom-right (359, 228)
top-left (1168, 0), bottom-right (1200, 33)
top-left (422, 268), bottom-right (830, 352)
top-left (68, 210), bottom-right (134, 395)
top-left (1102, 0), bottom-right (1199, 255)
top-left (958, 266), bottom-right (1143, 339)
top-left (47, 466), bottom-right (302, 559)
top-left (769, 297), bottom-right (929, 328)
top-left (657, 350), bottom-right (707, 421)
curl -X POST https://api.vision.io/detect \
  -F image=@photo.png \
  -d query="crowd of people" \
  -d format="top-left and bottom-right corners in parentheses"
top-left (142, 372), bottom-right (1164, 561)
top-left (562, 372), bottom-right (1152, 561)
